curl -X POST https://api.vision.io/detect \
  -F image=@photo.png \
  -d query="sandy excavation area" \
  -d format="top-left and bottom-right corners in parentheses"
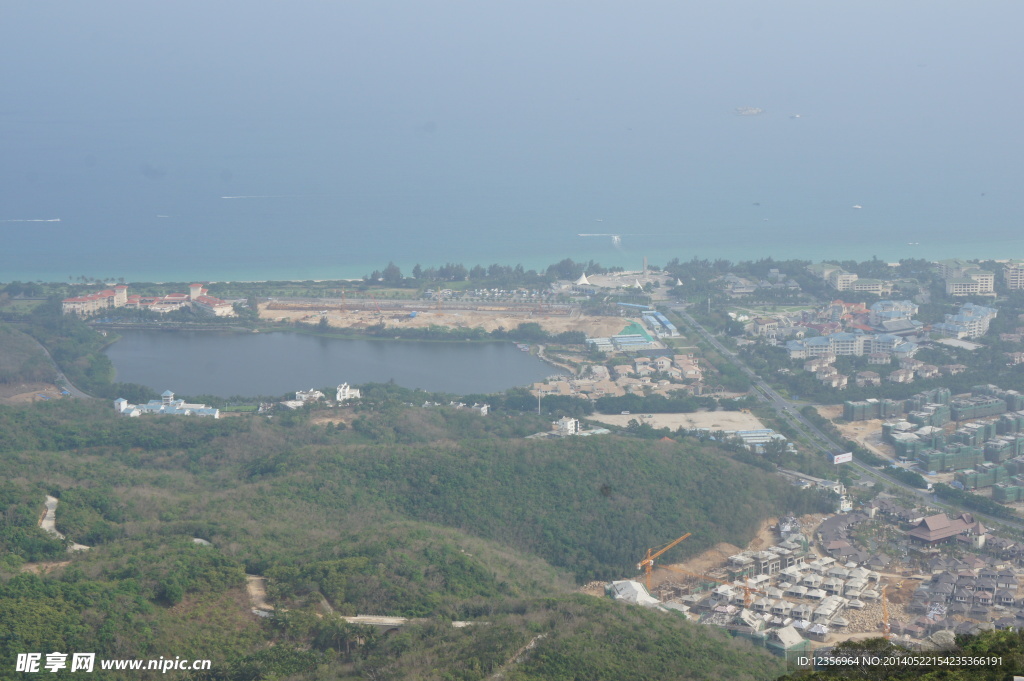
top-left (587, 411), bottom-right (768, 431)
top-left (259, 303), bottom-right (628, 338)
top-left (816, 404), bottom-right (898, 462)
top-left (0, 382), bottom-right (62, 406)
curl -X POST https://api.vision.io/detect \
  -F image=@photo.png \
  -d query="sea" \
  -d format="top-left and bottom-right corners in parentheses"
top-left (2, 2), bottom-right (1023, 284)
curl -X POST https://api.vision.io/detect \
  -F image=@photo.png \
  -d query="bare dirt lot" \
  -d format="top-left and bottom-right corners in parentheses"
top-left (815, 405), bottom-right (843, 420)
top-left (309, 409), bottom-right (356, 427)
top-left (259, 303), bottom-right (628, 338)
top-left (20, 560), bottom-right (71, 575)
top-left (246, 575), bottom-right (274, 611)
top-left (817, 405), bottom-right (897, 461)
top-left (0, 382), bottom-right (61, 406)
top-left (653, 513), bottom-right (829, 588)
top-left (654, 542), bottom-right (745, 587)
top-left (587, 411), bottom-right (767, 431)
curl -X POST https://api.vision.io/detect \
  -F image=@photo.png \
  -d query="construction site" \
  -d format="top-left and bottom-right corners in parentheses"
top-left (601, 509), bottom-right (1024, 656)
top-left (258, 296), bottom-right (628, 337)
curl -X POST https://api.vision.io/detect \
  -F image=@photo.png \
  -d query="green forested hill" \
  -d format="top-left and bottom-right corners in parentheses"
top-left (0, 323), bottom-right (54, 385)
top-left (280, 436), bottom-right (830, 582)
top-left (0, 399), bottom-right (831, 680)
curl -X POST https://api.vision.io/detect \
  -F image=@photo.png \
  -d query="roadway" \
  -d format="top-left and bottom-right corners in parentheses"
top-left (671, 307), bottom-right (1024, 534)
top-left (23, 333), bottom-right (94, 399)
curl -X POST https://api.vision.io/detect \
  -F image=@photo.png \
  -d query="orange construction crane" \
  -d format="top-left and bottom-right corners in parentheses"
top-left (368, 294), bottom-right (382, 316)
top-left (664, 565), bottom-right (766, 608)
top-left (637, 533), bottom-right (691, 591)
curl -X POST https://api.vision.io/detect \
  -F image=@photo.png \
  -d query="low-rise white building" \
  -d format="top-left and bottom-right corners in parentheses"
top-left (114, 390), bottom-right (219, 418)
top-left (932, 303), bottom-right (998, 339)
top-left (554, 416), bottom-right (581, 436)
top-left (1004, 260), bottom-right (1024, 290)
top-left (336, 383), bottom-right (362, 401)
top-left (935, 259), bottom-right (996, 296)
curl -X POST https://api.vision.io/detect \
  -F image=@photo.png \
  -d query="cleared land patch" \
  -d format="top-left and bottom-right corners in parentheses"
top-left (259, 303), bottom-right (627, 337)
top-left (587, 410), bottom-right (767, 431)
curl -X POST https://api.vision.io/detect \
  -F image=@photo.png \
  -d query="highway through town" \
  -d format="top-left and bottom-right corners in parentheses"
top-left (672, 307), bottom-right (1024, 535)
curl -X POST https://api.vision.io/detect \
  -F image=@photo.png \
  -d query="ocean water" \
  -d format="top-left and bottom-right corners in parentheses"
top-left (2, 2), bottom-right (1023, 284)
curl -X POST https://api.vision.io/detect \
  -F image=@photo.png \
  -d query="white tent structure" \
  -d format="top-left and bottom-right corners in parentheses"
top-left (574, 273), bottom-right (592, 286)
top-left (608, 580), bottom-right (660, 607)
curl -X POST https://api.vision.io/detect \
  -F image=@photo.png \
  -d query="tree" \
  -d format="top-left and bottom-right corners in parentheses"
top-left (382, 262), bottom-right (403, 284)
top-left (159, 578), bottom-right (184, 605)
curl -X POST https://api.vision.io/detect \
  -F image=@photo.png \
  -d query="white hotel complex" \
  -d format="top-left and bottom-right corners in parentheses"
top-left (62, 283), bottom-right (235, 317)
top-left (934, 259), bottom-right (996, 297)
top-left (786, 332), bottom-right (918, 360)
top-left (1005, 260), bottom-right (1024, 290)
top-left (114, 391), bottom-right (219, 418)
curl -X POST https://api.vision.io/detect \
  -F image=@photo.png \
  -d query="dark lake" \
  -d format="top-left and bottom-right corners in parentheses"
top-left (104, 330), bottom-right (564, 397)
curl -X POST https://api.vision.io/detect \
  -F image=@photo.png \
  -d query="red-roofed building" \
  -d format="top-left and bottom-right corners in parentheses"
top-left (63, 284), bottom-right (234, 317)
top-left (61, 285), bottom-right (127, 316)
top-left (193, 294), bottom-right (234, 316)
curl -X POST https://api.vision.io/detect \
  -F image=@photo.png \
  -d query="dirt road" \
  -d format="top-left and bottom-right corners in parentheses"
top-left (246, 575), bottom-right (274, 612)
top-left (40, 495), bottom-right (90, 552)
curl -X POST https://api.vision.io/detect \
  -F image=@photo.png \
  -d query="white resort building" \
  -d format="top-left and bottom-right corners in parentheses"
top-left (337, 383), bottom-right (362, 401)
top-left (114, 391), bottom-right (219, 418)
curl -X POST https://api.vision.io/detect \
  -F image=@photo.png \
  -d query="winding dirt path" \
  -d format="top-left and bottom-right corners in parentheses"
top-left (40, 495), bottom-right (90, 552)
top-left (488, 634), bottom-right (548, 680)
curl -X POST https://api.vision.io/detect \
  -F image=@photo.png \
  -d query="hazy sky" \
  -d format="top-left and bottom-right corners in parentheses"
top-left (3, 2), bottom-right (1023, 280)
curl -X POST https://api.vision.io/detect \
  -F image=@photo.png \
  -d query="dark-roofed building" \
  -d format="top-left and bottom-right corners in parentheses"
top-left (906, 513), bottom-right (983, 545)
top-left (994, 616), bottom-right (1016, 630)
top-left (955, 621), bottom-right (980, 635)
top-left (996, 589), bottom-right (1016, 606)
top-left (998, 572), bottom-right (1019, 590)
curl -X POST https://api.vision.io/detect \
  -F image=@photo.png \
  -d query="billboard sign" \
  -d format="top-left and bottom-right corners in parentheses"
top-left (832, 452), bottom-right (853, 464)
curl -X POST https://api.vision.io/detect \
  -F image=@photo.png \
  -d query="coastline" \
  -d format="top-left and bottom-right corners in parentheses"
top-left (535, 344), bottom-right (577, 376)
top-left (8, 236), bottom-right (1024, 286)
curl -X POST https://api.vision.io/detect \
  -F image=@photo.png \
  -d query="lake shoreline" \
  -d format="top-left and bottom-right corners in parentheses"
top-left (103, 328), bottom-right (566, 397)
top-left (93, 321), bottom-right (550, 346)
